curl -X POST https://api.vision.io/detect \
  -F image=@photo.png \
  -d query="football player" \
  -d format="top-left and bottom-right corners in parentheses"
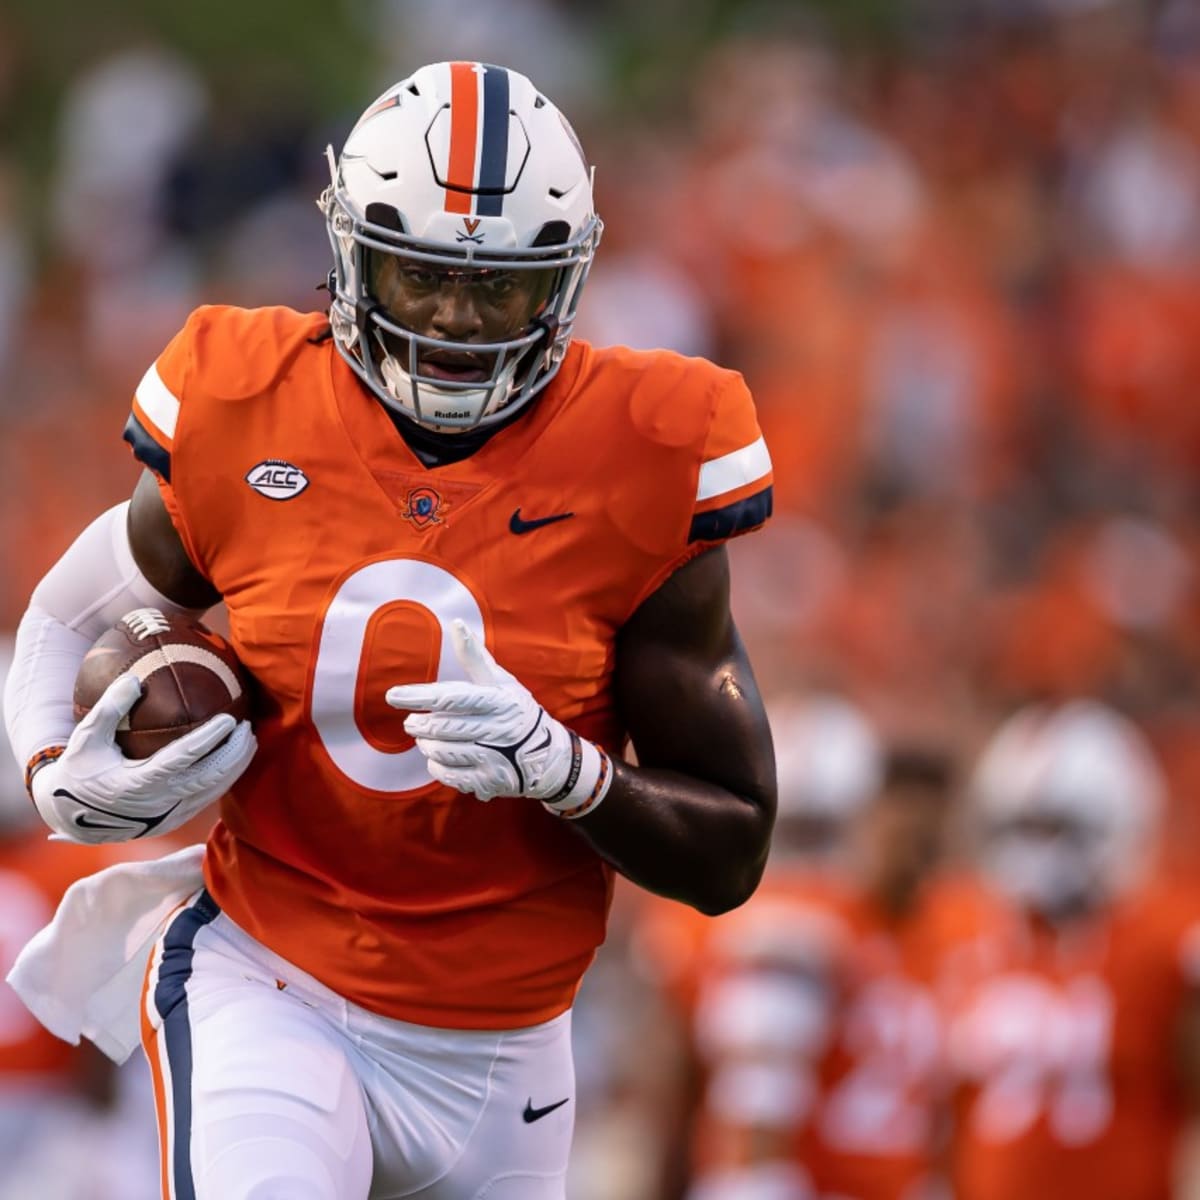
top-left (950, 700), bottom-right (1200, 1200)
top-left (2, 63), bottom-right (776, 1199)
top-left (682, 720), bottom-right (993, 1200)
top-left (636, 694), bottom-right (882, 1200)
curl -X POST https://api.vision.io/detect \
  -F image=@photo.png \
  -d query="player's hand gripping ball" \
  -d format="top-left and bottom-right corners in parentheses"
top-left (73, 608), bottom-right (250, 759)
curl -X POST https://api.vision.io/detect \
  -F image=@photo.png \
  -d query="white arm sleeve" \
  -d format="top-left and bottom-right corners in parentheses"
top-left (4, 502), bottom-right (208, 776)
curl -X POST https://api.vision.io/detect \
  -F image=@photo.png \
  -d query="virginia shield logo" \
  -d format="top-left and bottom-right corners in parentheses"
top-left (401, 486), bottom-right (446, 528)
top-left (245, 459), bottom-right (309, 501)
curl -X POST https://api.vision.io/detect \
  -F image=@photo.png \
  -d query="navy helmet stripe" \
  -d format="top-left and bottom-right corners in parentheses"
top-left (475, 66), bottom-right (509, 216)
top-left (688, 486), bottom-right (774, 544)
top-left (123, 412), bottom-right (172, 482)
top-left (154, 890), bottom-right (220, 1200)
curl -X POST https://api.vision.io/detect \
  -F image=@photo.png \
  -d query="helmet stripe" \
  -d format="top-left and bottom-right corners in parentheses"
top-left (444, 61), bottom-right (481, 214)
top-left (475, 66), bottom-right (510, 216)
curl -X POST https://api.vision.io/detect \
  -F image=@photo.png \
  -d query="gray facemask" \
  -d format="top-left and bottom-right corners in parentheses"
top-left (984, 835), bottom-right (1102, 918)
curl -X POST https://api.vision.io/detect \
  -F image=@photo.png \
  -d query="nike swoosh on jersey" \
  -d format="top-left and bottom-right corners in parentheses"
top-left (509, 508), bottom-right (575, 535)
top-left (523, 1097), bottom-right (570, 1123)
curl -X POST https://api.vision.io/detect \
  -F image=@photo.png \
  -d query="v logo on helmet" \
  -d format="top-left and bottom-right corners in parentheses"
top-left (457, 217), bottom-right (485, 244)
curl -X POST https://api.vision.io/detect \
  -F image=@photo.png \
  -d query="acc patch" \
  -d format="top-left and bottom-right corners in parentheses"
top-left (245, 459), bottom-right (310, 501)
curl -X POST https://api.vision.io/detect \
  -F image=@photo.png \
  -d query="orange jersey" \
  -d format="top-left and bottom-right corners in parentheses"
top-left (949, 884), bottom-right (1200, 1200)
top-left (685, 869), bottom-right (998, 1200)
top-left (123, 304), bottom-right (772, 1029)
top-left (807, 876), bottom-right (997, 1200)
top-left (683, 869), bottom-right (847, 1182)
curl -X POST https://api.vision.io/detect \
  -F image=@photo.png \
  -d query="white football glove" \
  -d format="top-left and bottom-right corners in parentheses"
top-left (31, 673), bottom-right (257, 844)
top-left (386, 620), bottom-right (611, 814)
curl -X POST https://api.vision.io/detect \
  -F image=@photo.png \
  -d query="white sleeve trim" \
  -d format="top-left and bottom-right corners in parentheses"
top-left (696, 436), bottom-right (772, 502)
top-left (134, 363), bottom-right (180, 440)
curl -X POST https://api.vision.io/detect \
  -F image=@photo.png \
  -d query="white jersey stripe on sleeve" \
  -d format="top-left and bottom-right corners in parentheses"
top-left (696, 436), bottom-right (772, 503)
top-left (135, 364), bottom-right (181, 440)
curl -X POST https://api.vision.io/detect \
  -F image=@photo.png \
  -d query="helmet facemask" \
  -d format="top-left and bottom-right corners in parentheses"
top-left (982, 811), bottom-right (1110, 920)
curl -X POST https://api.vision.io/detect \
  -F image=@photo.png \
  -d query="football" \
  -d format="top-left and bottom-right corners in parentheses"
top-left (73, 608), bottom-right (250, 759)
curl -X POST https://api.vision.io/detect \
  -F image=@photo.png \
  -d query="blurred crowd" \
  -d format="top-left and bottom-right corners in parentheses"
top-left (2, 0), bottom-right (1200, 1196)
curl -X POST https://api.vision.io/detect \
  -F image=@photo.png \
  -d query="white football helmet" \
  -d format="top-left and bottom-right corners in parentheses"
top-left (768, 694), bottom-right (883, 866)
top-left (321, 61), bottom-right (602, 431)
top-left (970, 700), bottom-right (1165, 916)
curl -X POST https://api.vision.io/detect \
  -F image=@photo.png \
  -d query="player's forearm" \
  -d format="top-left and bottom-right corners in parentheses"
top-left (563, 758), bottom-right (773, 915)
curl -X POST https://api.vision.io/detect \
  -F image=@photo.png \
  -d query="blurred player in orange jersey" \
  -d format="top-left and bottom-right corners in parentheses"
top-left (3, 61), bottom-right (776, 1200)
top-left (633, 694), bottom-right (881, 1200)
top-left (685, 727), bottom-right (997, 1200)
top-left (949, 700), bottom-right (1200, 1200)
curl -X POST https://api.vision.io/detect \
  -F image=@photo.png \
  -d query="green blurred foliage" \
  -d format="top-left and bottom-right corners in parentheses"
top-left (4, 0), bottom-right (375, 184)
top-left (0, 0), bottom-right (906, 239)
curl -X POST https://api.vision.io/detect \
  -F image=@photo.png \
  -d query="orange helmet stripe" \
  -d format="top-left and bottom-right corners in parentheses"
top-left (444, 61), bottom-right (480, 214)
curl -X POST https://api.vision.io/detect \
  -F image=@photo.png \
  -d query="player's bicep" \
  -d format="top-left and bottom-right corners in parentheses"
top-left (614, 546), bottom-right (775, 815)
top-left (128, 470), bottom-right (220, 609)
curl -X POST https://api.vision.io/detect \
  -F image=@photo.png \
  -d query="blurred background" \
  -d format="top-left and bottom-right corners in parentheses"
top-left (2, 0), bottom-right (1200, 1196)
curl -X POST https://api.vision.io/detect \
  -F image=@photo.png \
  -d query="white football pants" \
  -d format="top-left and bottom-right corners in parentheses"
top-left (140, 890), bottom-right (575, 1199)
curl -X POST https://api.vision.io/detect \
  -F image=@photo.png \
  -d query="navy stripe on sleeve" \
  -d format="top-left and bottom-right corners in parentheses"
top-left (688, 486), bottom-right (774, 543)
top-left (123, 412), bottom-right (172, 482)
top-left (475, 66), bottom-right (510, 216)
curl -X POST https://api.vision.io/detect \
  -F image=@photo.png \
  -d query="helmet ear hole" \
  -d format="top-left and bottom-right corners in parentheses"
top-left (365, 202), bottom-right (407, 233)
top-left (532, 221), bottom-right (570, 247)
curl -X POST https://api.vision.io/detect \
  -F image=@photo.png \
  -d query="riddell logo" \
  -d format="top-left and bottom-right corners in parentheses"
top-left (245, 459), bottom-right (309, 501)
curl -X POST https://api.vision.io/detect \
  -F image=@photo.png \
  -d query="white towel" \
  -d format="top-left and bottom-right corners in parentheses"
top-left (6, 844), bottom-right (206, 1064)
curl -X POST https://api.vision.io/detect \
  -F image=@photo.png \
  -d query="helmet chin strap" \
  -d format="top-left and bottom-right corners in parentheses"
top-left (530, 312), bottom-right (560, 343)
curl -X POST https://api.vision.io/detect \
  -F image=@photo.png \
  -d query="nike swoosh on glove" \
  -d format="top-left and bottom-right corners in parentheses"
top-left (32, 673), bottom-right (257, 844)
top-left (386, 620), bottom-right (611, 815)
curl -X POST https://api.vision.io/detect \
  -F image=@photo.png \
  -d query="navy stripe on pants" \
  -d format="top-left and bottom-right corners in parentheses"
top-left (154, 889), bottom-right (221, 1200)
